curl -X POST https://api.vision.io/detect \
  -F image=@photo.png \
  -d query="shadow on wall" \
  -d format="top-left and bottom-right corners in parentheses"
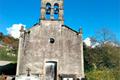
top-left (0, 63), bottom-right (17, 75)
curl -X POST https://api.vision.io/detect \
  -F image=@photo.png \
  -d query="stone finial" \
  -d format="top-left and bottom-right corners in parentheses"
top-left (20, 26), bottom-right (24, 32)
top-left (79, 27), bottom-right (83, 34)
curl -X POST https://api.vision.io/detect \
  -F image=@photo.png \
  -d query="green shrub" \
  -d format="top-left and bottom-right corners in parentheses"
top-left (0, 47), bottom-right (17, 61)
top-left (86, 68), bottom-right (120, 80)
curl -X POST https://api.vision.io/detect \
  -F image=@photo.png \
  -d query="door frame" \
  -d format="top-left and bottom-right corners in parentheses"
top-left (45, 61), bottom-right (57, 80)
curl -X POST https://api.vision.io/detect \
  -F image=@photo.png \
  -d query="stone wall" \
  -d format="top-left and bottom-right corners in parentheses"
top-left (17, 20), bottom-right (84, 79)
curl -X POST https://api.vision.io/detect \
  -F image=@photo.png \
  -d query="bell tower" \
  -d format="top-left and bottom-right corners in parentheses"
top-left (16, 0), bottom-right (84, 79)
top-left (40, 0), bottom-right (64, 21)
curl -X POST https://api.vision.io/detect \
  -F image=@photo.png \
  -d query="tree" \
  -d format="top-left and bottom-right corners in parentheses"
top-left (0, 32), bottom-right (3, 40)
top-left (94, 28), bottom-right (118, 45)
top-left (84, 28), bottom-right (120, 71)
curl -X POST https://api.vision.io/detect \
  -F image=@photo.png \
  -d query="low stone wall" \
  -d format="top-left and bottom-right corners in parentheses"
top-left (0, 75), bottom-right (13, 80)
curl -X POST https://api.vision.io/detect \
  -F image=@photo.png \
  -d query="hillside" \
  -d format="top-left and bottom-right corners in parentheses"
top-left (0, 32), bottom-right (19, 61)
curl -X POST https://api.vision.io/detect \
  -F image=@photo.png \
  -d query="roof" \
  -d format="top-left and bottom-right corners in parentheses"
top-left (62, 25), bottom-right (82, 34)
top-left (26, 23), bottom-right (82, 35)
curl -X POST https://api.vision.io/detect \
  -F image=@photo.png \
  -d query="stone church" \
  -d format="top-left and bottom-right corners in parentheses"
top-left (16, 0), bottom-right (84, 80)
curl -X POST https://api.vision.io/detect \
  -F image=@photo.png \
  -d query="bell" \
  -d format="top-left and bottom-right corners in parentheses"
top-left (46, 10), bottom-right (50, 14)
top-left (46, 12), bottom-right (50, 14)
top-left (46, 7), bottom-right (51, 14)
top-left (54, 8), bottom-right (59, 14)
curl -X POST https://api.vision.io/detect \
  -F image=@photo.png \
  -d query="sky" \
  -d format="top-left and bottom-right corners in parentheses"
top-left (0, 0), bottom-right (120, 40)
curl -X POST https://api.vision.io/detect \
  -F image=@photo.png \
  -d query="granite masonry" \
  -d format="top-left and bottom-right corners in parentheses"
top-left (16, 0), bottom-right (84, 80)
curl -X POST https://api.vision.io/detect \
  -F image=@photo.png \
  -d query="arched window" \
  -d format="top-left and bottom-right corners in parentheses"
top-left (54, 3), bottom-right (59, 20)
top-left (46, 3), bottom-right (51, 19)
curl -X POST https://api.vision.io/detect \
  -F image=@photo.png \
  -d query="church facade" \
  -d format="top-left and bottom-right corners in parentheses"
top-left (16, 0), bottom-right (84, 80)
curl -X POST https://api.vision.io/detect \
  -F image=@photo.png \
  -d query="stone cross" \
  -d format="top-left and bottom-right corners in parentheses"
top-left (20, 26), bottom-right (24, 32)
top-left (26, 68), bottom-right (31, 76)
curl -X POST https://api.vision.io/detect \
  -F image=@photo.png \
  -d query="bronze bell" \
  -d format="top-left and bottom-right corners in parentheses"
top-left (46, 7), bottom-right (51, 14)
top-left (54, 8), bottom-right (59, 14)
top-left (46, 3), bottom-right (51, 14)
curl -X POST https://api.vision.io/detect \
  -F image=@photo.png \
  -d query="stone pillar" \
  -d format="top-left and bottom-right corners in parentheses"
top-left (41, 8), bottom-right (46, 20)
top-left (16, 26), bottom-right (25, 75)
top-left (59, 9), bottom-right (64, 20)
top-left (79, 29), bottom-right (84, 78)
top-left (51, 5), bottom-right (54, 20)
top-left (59, 2), bottom-right (64, 20)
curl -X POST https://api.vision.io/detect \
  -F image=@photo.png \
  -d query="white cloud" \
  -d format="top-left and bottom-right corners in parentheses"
top-left (7, 24), bottom-right (26, 38)
top-left (84, 37), bottom-right (91, 47)
top-left (92, 42), bottom-right (100, 48)
top-left (84, 37), bottom-right (100, 48)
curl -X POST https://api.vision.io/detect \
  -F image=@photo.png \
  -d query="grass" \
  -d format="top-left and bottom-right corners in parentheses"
top-left (0, 47), bottom-right (17, 61)
top-left (86, 68), bottom-right (120, 80)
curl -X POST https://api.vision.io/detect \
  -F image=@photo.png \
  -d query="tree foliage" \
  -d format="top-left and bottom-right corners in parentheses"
top-left (84, 28), bottom-right (120, 80)
top-left (84, 44), bottom-right (120, 72)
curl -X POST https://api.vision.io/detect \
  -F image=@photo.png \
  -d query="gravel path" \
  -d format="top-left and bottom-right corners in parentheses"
top-left (0, 61), bottom-right (12, 66)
